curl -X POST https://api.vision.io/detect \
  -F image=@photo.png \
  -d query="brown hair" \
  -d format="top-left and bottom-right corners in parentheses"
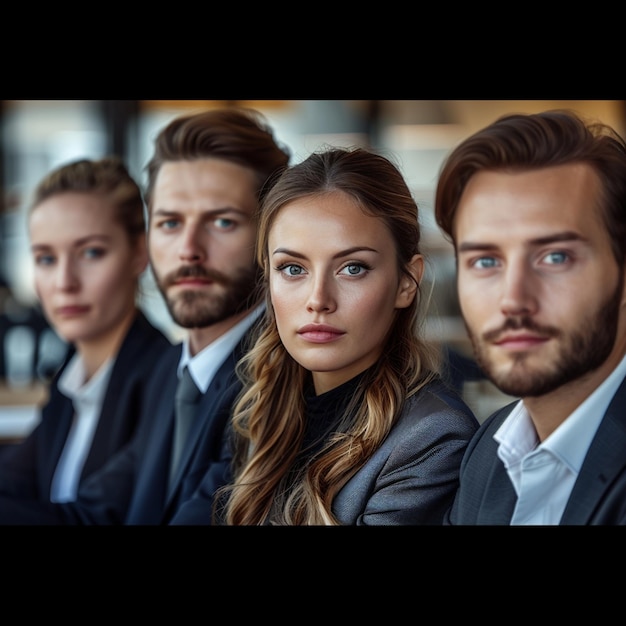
top-left (219, 146), bottom-right (440, 525)
top-left (435, 109), bottom-right (626, 265)
top-left (143, 107), bottom-right (291, 212)
top-left (31, 156), bottom-right (146, 242)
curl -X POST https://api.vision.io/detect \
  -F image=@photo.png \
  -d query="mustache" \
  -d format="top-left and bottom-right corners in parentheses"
top-left (163, 265), bottom-right (231, 288)
top-left (483, 316), bottom-right (560, 342)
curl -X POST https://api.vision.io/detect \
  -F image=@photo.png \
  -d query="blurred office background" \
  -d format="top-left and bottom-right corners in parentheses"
top-left (1, 99), bottom-right (624, 431)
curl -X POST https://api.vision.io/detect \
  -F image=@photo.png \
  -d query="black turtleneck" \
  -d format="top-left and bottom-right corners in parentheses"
top-left (300, 370), bottom-right (366, 456)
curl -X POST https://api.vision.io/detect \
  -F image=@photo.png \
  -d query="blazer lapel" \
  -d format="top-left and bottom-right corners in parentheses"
top-left (82, 312), bottom-right (170, 478)
top-left (468, 404), bottom-right (518, 525)
top-left (478, 460), bottom-right (518, 524)
top-left (40, 393), bottom-right (75, 493)
top-left (124, 346), bottom-right (181, 523)
top-left (561, 378), bottom-right (626, 524)
top-left (165, 348), bottom-right (237, 502)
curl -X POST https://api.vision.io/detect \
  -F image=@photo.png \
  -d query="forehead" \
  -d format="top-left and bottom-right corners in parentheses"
top-left (152, 158), bottom-right (259, 211)
top-left (454, 163), bottom-right (607, 245)
top-left (269, 192), bottom-right (390, 244)
top-left (270, 191), bottom-right (370, 231)
top-left (30, 192), bottom-right (121, 235)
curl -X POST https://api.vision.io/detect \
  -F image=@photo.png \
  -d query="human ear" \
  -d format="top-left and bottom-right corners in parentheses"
top-left (395, 253), bottom-right (423, 309)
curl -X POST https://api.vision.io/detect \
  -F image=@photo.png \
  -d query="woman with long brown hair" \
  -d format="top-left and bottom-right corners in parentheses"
top-left (216, 146), bottom-right (479, 525)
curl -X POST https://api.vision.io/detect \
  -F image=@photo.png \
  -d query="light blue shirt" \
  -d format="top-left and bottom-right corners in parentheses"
top-left (495, 353), bottom-right (626, 525)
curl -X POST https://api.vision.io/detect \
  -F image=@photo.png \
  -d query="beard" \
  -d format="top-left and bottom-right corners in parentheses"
top-left (155, 263), bottom-right (261, 329)
top-left (466, 279), bottom-right (623, 398)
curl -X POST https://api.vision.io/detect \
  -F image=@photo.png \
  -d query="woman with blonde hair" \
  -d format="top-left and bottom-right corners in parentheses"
top-left (0, 157), bottom-right (170, 503)
top-left (216, 146), bottom-right (479, 525)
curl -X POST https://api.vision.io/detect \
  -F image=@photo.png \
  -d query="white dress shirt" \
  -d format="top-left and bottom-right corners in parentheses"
top-left (494, 353), bottom-right (626, 525)
top-left (177, 304), bottom-right (264, 392)
top-left (50, 353), bottom-right (114, 502)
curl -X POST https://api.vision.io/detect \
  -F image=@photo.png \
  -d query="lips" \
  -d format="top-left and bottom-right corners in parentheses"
top-left (297, 324), bottom-right (345, 343)
top-left (172, 277), bottom-right (214, 288)
top-left (55, 305), bottom-right (90, 316)
top-left (494, 333), bottom-right (548, 350)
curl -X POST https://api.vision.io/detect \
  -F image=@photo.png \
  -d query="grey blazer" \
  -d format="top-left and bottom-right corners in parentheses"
top-left (178, 377), bottom-right (479, 526)
top-left (444, 375), bottom-right (626, 525)
top-left (332, 379), bottom-right (479, 525)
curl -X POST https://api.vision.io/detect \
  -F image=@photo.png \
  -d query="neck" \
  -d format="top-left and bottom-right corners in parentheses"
top-left (187, 306), bottom-right (255, 357)
top-left (525, 347), bottom-right (625, 441)
top-left (75, 307), bottom-right (137, 380)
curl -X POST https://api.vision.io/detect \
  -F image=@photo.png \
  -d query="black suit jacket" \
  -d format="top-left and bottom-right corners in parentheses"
top-left (0, 326), bottom-right (251, 524)
top-left (444, 374), bottom-right (626, 525)
top-left (0, 310), bottom-right (170, 502)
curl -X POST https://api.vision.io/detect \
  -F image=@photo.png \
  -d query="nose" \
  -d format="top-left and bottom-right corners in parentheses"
top-left (306, 273), bottom-right (337, 314)
top-left (499, 260), bottom-right (538, 317)
top-left (178, 223), bottom-right (206, 263)
top-left (56, 257), bottom-right (80, 291)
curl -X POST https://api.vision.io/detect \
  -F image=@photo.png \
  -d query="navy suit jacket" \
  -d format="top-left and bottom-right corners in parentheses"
top-left (0, 310), bottom-right (170, 502)
top-left (444, 374), bottom-right (626, 525)
top-left (0, 327), bottom-right (250, 524)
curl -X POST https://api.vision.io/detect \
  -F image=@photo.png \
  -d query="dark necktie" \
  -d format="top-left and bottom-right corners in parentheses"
top-left (169, 367), bottom-right (202, 489)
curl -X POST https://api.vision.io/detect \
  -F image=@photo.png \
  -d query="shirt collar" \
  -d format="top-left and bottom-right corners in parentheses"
top-left (495, 353), bottom-right (626, 473)
top-left (57, 352), bottom-right (114, 407)
top-left (178, 303), bottom-right (264, 393)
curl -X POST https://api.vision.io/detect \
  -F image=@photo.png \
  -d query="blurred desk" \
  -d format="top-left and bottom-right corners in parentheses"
top-left (0, 382), bottom-right (46, 444)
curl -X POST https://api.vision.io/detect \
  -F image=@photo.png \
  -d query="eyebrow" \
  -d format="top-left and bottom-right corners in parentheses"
top-left (31, 234), bottom-right (112, 251)
top-left (457, 230), bottom-right (586, 253)
top-left (272, 246), bottom-right (379, 259)
top-left (152, 207), bottom-right (248, 218)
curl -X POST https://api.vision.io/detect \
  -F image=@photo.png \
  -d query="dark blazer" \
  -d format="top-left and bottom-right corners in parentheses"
top-left (0, 310), bottom-right (170, 501)
top-left (0, 327), bottom-right (251, 524)
top-left (175, 377), bottom-right (480, 525)
top-left (444, 375), bottom-right (626, 525)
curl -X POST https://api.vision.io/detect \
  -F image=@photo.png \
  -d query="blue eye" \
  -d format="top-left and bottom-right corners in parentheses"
top-left (341, 263), bottom-right (366, 276)
top-left (159, 218), bottom-right (180, 230)
top-left (214, 217), bottom-right (235, 230)
top-left (544, 251), bottom-right (568, 264)
top-left (34, 254), bottom-right (55, 267)
top-left (473, 256), bottom-right (497, 269)
top-left (84, 247), bottom-right (105, 260)
top-left (281, 264), bottom-right (304, 276)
